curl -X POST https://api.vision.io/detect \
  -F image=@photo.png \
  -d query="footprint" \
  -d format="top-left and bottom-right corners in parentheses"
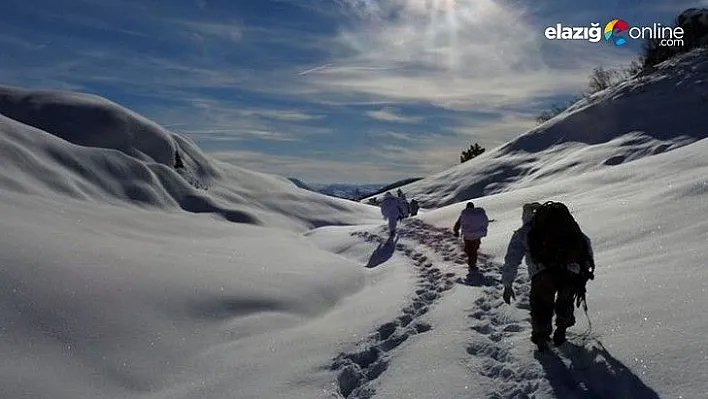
top-left (471, 323), bottom-right (493, 335)
top-left (413, 322), bottom-right (432, 334)
top-left (397, 314), bottom-right (413, 327)
top-left (377, 322), bottom-right (397, 340)
top-left (467, 342), bottom-right (510, 363)
top-left (378, 332), bottom-right (410, 352)
top-left (503, 324), bottom-right (524, 333)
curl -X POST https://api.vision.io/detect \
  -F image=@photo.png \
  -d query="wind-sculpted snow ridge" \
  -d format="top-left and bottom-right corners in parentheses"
top-left (0, 85), bottom-right (216, 178)
top-left (392, 48), bottom-right (708, 207)
top-left (0, 86), bottom-right (379, 231)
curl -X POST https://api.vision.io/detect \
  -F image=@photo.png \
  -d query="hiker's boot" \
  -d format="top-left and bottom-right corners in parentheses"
top-left (468, 259), bottom-right (478, 272)
top-left (553, 328), bottom-right (567, 347)
top-left (531, 333), bottom-right (549, 352)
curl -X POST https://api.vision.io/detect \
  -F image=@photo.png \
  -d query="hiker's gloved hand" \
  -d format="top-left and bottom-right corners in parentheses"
top-left (503, 285), bottom-right (515, 304)
top-left (575, 287), bottom-right (586, 308)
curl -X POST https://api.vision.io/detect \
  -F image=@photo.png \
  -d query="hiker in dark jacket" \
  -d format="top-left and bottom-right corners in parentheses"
top-left (409, 199), bottom-right (419, 216)
top-left (501, 202), bottom-right (595, 351)
top-left (453, 202), bottom-right (489, 271)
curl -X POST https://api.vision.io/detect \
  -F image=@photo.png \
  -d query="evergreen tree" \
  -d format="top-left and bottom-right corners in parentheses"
top-left (174, 150), bottom-right (184, 169)
top-left (460, 143), bottom-right (486, 163)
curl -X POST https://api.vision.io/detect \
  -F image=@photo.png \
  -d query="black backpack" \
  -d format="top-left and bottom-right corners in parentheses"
top-left (528, 202), bottom-right (595, 305)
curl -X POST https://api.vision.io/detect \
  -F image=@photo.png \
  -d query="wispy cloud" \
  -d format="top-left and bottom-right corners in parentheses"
top-left (368, 143), bottom-right (463, 174)
top-left (0, 0), bottom-right (676, 183)
top-left (237, 109), bottom-right (324, 122)
top-left (302, 0), bottom-right (633, 111)
top-left (298, 64), bottom-right (334, 76)
top-left (372, 131), bottom-right (420, 142)
top-left (210, 150), bottom-right (407, 183)
top-left (366, 106), bottom-right (422, 123)
top-left (150, 98), bottom-right (331, 145)
top-left (177, 20), bottom-right (243, 43)
top-left (449, 112), bottom-right (538, 148)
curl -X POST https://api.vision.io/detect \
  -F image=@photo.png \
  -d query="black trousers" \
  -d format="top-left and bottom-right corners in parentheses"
top-left (530, 270), bottom-right (576, 340)
top-left (463, 238), bottom-right (480, 268)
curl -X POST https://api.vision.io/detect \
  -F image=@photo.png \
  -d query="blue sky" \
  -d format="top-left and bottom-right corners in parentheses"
top-left (1, 0), bottom-right (703, 183)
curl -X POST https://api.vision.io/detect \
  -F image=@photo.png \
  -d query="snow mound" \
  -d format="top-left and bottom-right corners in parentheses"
top-left (397, 49), bottom-right (708, 207)
top-left (0, 86), bottom-right (215, 178)
top-left (0, 194), bottom-right (389, 399)
top-left (0, 86), bottom-right (379, 231)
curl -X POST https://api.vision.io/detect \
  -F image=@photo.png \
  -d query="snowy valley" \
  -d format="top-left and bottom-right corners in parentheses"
top-left (1, 48), bottom-right (708, 399)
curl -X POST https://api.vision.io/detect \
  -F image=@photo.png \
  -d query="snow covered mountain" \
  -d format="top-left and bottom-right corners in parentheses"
top-left (288, 178), bottom-right (386, 200)
top-left (1, 50), bottom-right (707, 399)
top-left (395, 49), bottom-right (708, 207)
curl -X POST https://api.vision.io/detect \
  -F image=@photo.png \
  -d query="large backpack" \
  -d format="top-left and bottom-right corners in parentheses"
top-left (528, 202), bottom-right (595, 305)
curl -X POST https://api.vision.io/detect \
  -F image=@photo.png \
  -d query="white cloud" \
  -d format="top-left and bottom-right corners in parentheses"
top-left (368, 143), bottom-right (462, 174)
top-left (302, 0), bottom-right (634, 111)
top-left (187, 129), bottom-right (298, 142)
top-left (149, 98), bottom-right (333, 143)
top-left (298, 64), bottom-right (335, 76)
top-left (178, 20), bottom-right (243, 43)
top-left (237, 109), bottom-right (324, 122)
top-left (366, 107), bottom-right (422, 123)
top-left (210, 150), bottom-right (408, 183)
top-left (0, 0), bottom-right (648, 182)
top-left (372, 131), bottom-right (420, 142)
top-left (449, 112), bottom-right (537, 147)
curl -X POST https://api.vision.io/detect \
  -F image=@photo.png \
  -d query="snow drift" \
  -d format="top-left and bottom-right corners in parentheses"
top-left (0, 86), bottom-right (385, 398)
top-left (0, 85), bottom-right (379, 231)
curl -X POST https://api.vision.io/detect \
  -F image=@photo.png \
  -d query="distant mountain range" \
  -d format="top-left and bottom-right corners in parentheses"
top-left (289, 177), bottom-right (424, 201)
top-left (288, 179), bottom-right (386, 200)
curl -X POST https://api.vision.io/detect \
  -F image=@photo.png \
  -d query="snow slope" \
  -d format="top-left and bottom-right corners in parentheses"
top-left (1, 50), bottom-right (707, 399)
top-left (320, 133), bottom-right (708, 398)
top-left (391, 48), bottom-right (708, 207)
top-left (0, 86), bottom-right (389, 398)
top-left (0, 85), bottom-right (380, 231)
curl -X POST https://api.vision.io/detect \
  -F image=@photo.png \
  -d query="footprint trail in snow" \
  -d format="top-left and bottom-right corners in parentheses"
top-left (332, 219), bottom-right (616, 399)
top-left (399, 220), bottom-right (544, 397)
top-left (400, 220), bottom-right (626, 399)
top-left (330, 223), bottom-right (461, 398)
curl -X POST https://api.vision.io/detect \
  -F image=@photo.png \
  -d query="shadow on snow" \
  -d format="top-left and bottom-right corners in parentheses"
top-left (536, 335), bottom-right (661, 399)
top-left (366, 234), bottom-right (398, 268)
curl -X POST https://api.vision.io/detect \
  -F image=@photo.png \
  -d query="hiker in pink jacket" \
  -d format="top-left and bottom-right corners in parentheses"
top-left (453, 202), bottom-right (489, 271)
